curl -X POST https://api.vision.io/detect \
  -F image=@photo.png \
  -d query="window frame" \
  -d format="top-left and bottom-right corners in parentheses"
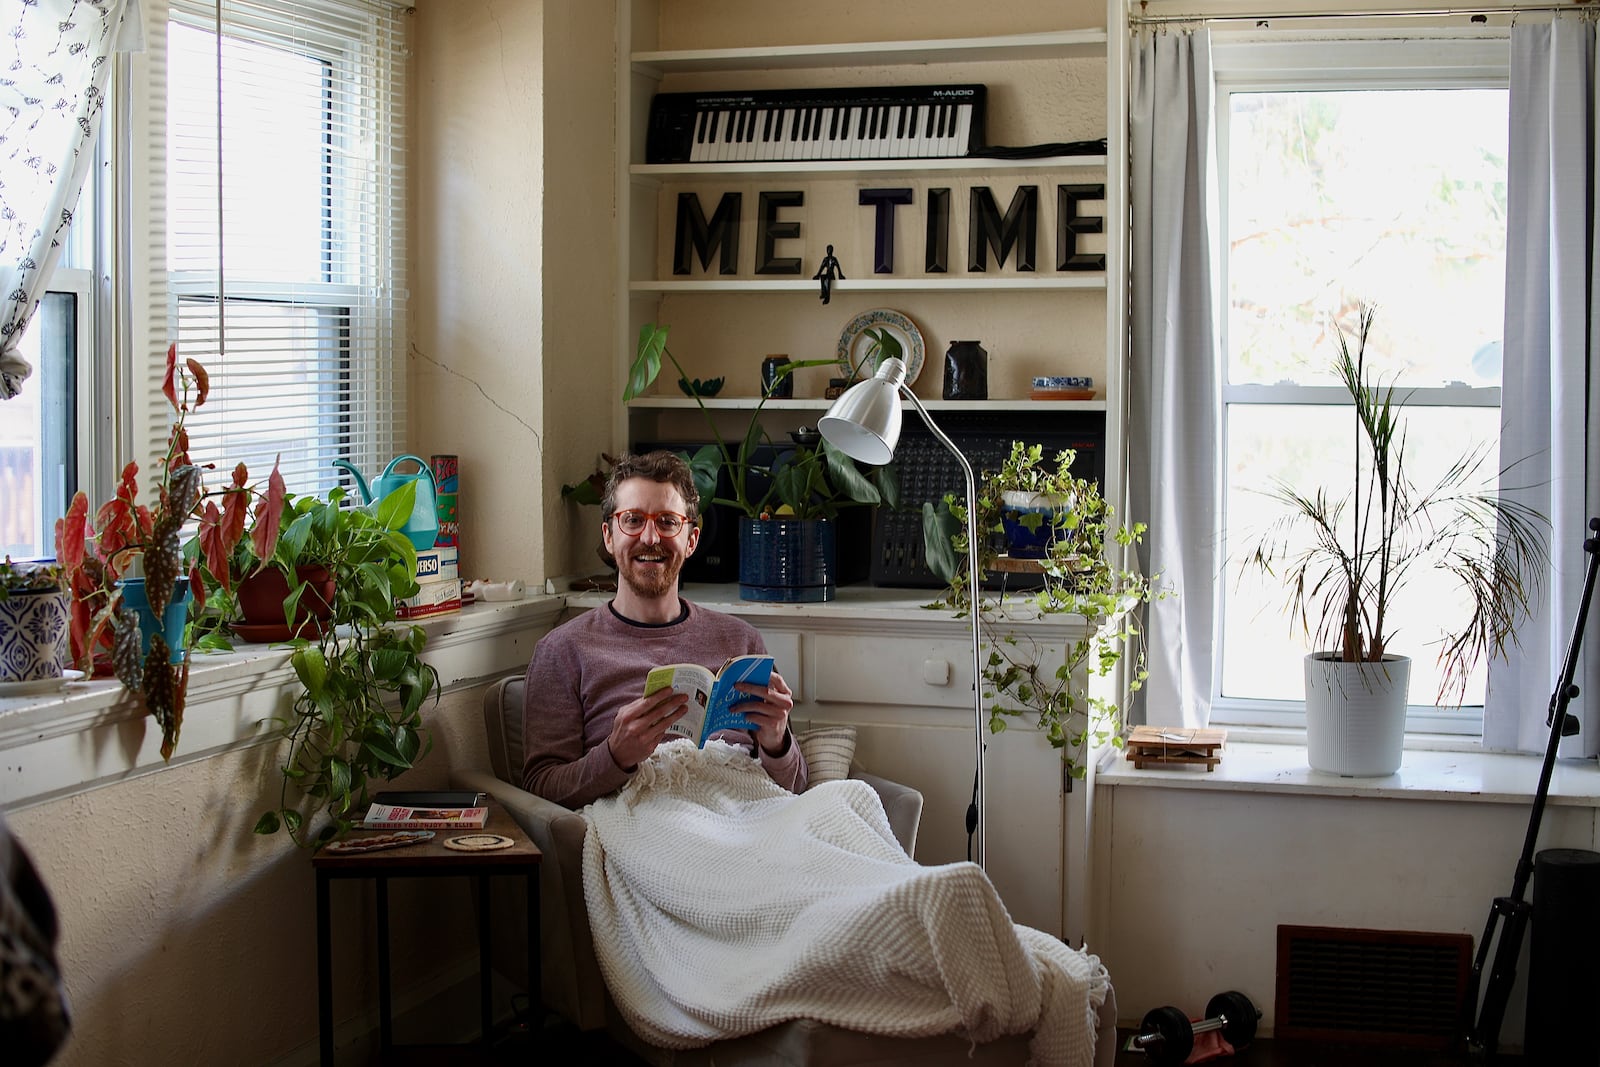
top-left (1208, 31), bottom-right (1511, 738)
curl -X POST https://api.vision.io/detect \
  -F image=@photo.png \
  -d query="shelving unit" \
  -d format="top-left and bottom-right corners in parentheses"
top-left (615, 4), bottom-right (1126, 475)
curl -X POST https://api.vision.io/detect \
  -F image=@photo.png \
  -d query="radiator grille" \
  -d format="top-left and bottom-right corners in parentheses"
top-left (1275, 925), bottom-right (1471, 1048)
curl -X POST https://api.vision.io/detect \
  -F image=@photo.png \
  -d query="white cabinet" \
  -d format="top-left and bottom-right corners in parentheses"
top-left (568, 584), bottom-right (1102, 942)
top-left (613, 0), bottom-right (1128, 514)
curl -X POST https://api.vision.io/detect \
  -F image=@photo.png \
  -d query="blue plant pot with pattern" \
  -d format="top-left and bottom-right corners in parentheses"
top-left (738, 518), bottom-right (835, 603)
top-left (0, 589), bottom-right (71, 682)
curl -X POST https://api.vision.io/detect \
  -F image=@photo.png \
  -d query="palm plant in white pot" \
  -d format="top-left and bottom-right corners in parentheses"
top-left (1245, 305), bottom-right (1548, 775)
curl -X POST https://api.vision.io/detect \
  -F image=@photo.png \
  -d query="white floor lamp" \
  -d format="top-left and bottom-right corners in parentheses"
top-left (818, 356), bottom-right (987, 871)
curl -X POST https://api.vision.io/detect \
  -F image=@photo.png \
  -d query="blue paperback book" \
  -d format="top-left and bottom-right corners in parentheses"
top-left (645, 654), bottom-right (774, 746)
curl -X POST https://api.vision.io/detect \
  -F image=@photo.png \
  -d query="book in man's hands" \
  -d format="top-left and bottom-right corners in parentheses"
top-left (645, 654), bottom-right (774, 746)
top-left (361, 803), bottom-right (489, 831)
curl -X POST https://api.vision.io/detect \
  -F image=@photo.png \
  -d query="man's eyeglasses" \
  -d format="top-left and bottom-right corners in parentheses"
top-left (609, 509), bottom-right (692, 537)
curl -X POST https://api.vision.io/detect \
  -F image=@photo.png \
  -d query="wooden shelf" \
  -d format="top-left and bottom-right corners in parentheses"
top-left (628, 276), bottom-right (1107, 294)
top-left (625, 396), bottom-right (1107, 413)
top-left (631, 29), bottom-right (1109, 75)
top-left (631, 155), bottom-right (1107, 180)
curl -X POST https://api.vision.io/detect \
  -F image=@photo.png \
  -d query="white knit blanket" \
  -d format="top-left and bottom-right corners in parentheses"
top-left (581, 740), bottom-right (1109, 1067)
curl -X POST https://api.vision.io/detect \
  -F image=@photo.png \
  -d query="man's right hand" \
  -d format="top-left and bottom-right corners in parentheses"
top-left (607, 688), bottom-right (691, 770)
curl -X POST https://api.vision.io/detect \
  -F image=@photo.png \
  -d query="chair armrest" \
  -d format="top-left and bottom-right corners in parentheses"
top-left (452, 769), bottom-right (609, 1030)
top-left (852, 769), bottom-right (923, 859)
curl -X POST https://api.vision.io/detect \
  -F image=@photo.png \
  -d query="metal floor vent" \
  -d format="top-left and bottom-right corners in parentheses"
top-left (1275, 925), bottom-right (1471, 1049)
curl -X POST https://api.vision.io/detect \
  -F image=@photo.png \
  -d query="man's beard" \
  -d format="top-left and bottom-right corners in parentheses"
top-left (617, 548), bottom-right (684, 599)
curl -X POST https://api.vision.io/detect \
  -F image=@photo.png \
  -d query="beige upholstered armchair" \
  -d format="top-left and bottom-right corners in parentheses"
top-left (455, 674), bottom-right (1117, 1067)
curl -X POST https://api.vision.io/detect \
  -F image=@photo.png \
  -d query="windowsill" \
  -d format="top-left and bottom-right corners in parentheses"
top-left (0, 594), bottom-right (565, 809)
top-left (1098, 730), bottom-right (1600, 806)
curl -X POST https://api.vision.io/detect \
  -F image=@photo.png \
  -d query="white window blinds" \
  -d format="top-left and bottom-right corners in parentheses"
top-left (144, 0), bottom-right (407, 501)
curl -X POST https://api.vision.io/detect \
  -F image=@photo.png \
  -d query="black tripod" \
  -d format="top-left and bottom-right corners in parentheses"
top-left (1464, 516), bottom-right (1600, 1056)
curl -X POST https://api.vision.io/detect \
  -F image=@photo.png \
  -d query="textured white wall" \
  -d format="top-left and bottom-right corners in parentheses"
top-left (409, 0), bottom-right (551, 585)
top-left (8, 684), bottom-right (501, 1065)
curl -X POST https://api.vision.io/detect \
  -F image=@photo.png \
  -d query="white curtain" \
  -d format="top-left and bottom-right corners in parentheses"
top-left (0, 0), bottom-right (140, 400)
top-left (1128, 28), bottom-right (1219, 728)
top-left (1486, 19), bottom-right (1600, 756)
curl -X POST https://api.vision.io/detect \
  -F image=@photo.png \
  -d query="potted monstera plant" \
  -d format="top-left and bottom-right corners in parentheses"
top-left (54, 345), bottom-right (283, 759)
top-left (622, 323), bottom-right (899, 602)
top-left (1244, 305), bottom-right (1548, 776)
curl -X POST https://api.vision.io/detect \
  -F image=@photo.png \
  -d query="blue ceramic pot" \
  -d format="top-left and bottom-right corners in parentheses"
top-left (738, 518), bottom-right (835, 602)
top-left (999, 492), bottom-right (1070, 559)
top-left (0, 589), bottom-right (70, 682)
top-left (117, 577), bottom-right (192, 665)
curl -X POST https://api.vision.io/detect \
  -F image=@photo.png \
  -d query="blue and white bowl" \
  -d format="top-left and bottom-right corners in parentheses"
top-left (1033, 375), bottom-right (1094, 390)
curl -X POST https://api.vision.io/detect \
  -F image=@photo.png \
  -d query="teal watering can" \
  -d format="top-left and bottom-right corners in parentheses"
top-left (332, 454), bottom-right (440, 551)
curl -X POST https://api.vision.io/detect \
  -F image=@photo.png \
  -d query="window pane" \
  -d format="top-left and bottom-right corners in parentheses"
top-left (1227, 89), bottom-right (1508, 388)
top-left (1219, 80), bottom-right (1508, 720)
top-left (0, 292), bottom-right (78, 559)
top-left (1223, 403), bottom-right (1502, 707)
top-left (167, 22), bottom-right (328, 282)
top-left (176, 297), bottom-right (350, 480)
top-left (157, 2), bottom-right (407, 503)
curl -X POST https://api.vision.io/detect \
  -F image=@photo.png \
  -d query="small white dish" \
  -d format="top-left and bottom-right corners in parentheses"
top-left (0, 669), bottom-right (87, 697)
top-left (1033, 375), bottom-right (1094, 389)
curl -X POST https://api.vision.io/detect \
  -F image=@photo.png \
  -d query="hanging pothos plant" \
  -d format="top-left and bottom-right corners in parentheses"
top-left (924, 442), bottom-right (1166, 779)
top-left (251, 484), bottom-right (442, 848)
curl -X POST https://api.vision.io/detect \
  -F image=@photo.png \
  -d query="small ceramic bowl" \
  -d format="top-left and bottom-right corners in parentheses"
top-left (677, 376), bottom-right (725, 397)
top-left (1033, 375), bottom-right (1094, 390)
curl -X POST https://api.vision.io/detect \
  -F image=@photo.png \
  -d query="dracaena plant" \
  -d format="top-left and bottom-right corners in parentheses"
top-left (53, 344), bottom-right (284, 758)
top-left (622, 323), bottom-right (898, 520)
top-left (1243, 304), bottom-right (1549, 705)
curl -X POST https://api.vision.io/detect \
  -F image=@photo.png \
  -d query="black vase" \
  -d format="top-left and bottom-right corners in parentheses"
top-left (943, 340), bottom-right (988, 400)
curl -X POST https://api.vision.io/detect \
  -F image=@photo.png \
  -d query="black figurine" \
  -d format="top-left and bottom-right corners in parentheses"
top-left (814, 244), bottom-right (844, 304)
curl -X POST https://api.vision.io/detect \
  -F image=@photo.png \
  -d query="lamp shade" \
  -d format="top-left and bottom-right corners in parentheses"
top-left (818, 356), bottom-right (907, 465)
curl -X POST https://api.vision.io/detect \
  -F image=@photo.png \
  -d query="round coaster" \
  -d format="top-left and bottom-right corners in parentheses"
top-left (444, 833), bottom-right (515, 852)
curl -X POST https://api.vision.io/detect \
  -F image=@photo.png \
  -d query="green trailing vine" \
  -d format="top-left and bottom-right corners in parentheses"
top-left (251, 485), bottom-right (441, 847)
top-left (924, 442), bottom-right (1165, 778)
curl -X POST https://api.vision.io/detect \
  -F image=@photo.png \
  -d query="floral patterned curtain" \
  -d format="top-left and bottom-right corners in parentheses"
top-left (0, 0), bottom-right (141, 401)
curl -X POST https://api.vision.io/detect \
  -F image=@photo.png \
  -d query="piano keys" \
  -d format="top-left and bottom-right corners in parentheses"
top-left (645, 84), bottom-right (987, 164)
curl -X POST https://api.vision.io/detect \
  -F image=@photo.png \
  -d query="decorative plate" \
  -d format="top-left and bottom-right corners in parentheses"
top-left (836, 308), bottom-right (925, 386)
top-left (0, 669), bottom-right (86, 697)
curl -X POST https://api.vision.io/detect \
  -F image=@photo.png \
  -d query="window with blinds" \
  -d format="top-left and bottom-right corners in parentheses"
top-left (148, 0), bottom-right (407, 502)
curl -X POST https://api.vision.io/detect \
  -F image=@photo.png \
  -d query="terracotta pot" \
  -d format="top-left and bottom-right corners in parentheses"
top-left (234, 565), bottom-right (335, 642)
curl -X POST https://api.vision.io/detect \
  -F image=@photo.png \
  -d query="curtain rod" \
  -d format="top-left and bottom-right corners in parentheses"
top-left (1128, 2), bottom-right (1590, 24)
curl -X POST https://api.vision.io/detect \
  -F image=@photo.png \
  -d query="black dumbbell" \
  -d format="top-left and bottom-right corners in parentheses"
top-left (1132, 990), bottom-right (1259, 1066)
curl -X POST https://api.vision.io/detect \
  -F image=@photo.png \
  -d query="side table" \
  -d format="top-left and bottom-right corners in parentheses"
top-left (312, 799), bottom-right (541, 1064)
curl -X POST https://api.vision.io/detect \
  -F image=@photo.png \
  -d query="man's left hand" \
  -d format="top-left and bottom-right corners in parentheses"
top-left (734, 670), bottom-right (795, 755)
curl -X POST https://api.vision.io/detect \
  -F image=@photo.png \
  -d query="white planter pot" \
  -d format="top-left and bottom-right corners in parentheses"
top-left (1303, 652), bottom-right (1411, 777)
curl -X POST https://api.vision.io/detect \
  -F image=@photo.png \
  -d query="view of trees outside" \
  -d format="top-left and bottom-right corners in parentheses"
top-left (1219, 88), bottom-right (1509, 713)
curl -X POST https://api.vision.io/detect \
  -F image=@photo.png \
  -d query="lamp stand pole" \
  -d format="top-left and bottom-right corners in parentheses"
top-left (901, 388), bottom-right (986, 871)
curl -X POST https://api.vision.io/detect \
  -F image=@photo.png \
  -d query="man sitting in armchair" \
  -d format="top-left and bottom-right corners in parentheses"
top-left (517, 450), bottom-right (1108, 1067)
top-left (520, 449), bottom-right (806, 806)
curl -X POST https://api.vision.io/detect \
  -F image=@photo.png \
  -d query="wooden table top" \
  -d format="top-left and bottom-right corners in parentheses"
top-left (311, 797), bottom-right (541, 872)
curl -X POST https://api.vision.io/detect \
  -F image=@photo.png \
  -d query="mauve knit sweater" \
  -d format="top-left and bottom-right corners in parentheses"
top-left (520, 599), bottom-right (808, 808)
